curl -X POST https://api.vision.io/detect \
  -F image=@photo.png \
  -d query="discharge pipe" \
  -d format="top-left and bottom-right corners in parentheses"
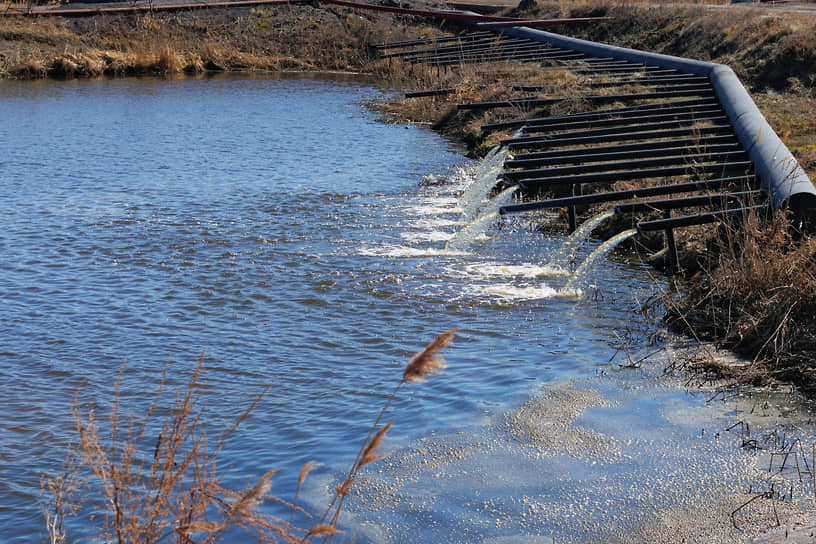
top-left (499, 26), bottom-right (816, 219)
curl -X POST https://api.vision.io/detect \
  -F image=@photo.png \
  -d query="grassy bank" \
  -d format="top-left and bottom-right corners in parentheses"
top-left (0, 4), bottom-right (435, 77)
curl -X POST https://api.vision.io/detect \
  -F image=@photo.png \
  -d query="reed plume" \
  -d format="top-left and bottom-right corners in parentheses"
top-left (403, 329), bottom-right (455, 383)
top-left (45, 331), bottom-right (456, 543)
top-left (313, 329), bottom-right (456, 543)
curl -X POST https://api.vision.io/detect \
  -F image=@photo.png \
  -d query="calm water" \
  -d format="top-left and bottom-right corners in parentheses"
top-left (0, 74), bottom-right (812, 543)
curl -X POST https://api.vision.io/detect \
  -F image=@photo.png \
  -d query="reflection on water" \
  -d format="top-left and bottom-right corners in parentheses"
top-left (0, 75), bottom-right (813, 543)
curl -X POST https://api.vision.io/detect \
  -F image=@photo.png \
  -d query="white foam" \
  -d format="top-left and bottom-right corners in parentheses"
top-left (405, 218), bottom-right (461, 229)
top-left (463, 263), bottom-right (569, 278)
top-left (359, 245), bottom-right (469, 258)
top-left (400, 231), bottom-right (455, 242)
top-left (468, 283), bottom-right (559, 301)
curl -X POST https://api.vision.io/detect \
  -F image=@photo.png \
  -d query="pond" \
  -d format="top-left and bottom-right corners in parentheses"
top-left (0, 73), bottom-right (812, 543)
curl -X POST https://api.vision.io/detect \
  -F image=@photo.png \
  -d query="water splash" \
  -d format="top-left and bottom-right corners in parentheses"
top-left (546, 210), bottom-right (615, 272)
top-left (482, 144), bottom-right (503, 163)
top-left (359, 244), bottom-right (468, 258)
top-left (477, 186), bottom-right (519, 218)
top-left (445, 211), bottom-right (499, 252)
top-left (471, 283), bottom-right (558, 301)
top-left (475, 147), bottom-right (509, 178)
top-left (560, 229), bottom-right (637, 296)
top-left (459, 166), bottom-right (503, 221)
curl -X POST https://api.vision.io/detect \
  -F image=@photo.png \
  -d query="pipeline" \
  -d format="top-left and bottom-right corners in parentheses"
top-left (1, 0), bottom-right (310, 17)
top-left (2, 0), bottom-right (610, 22)
top-left (498, 26), bottom-right (816, 218)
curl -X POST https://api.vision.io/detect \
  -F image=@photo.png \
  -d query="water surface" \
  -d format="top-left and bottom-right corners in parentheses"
top-left (0, 74), bottom-right (812, 543)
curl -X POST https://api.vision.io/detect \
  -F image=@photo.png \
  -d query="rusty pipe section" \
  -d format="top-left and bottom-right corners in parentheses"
top-left (2, 0), bottom-right (310, 17)
top-left (500, 26), bottom-right (816, 217)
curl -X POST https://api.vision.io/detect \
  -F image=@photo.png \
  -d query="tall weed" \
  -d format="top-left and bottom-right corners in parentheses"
top-left (43, 331), bottom-right (456, 543)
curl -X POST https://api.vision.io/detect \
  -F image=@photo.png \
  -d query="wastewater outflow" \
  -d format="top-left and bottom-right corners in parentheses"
top-left (434, 145), bottom-right (628, 297)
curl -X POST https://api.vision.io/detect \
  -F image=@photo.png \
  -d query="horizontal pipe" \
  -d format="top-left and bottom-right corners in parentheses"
top-left (374, 32), bottom-right (495, 50)
top-left (474, 17), bottom-right (613, 28)
top-left (505, 142), bottom-right (742, 168)
top-left (512, 78), bottom-right (710, 91)
top-left (505, 126), bottom-right (735, 150)
top-left (504, 123), bottom-right (733, 148)
top-left (499, 176), bottom-right (756, 213)
top-left (431, 51), bottom-right (587, 66)
top-left (459, 88), bottom-right (716, 110)
top-left (418, 50), bottom-right (587, 65)
top-left (518, 110), bottom-right (724, 134)
top-left (504, 151), bottom-right (747, 180)
top-left (515, 161), bottom-right (753, 188)
top-left (481, 98), bottom-right (721, 131)
top-left (380, 36), bottom-right (527, 59)
top-left (636, 205), bottom-right (770, 232)
top-left (613, 190), bottom-right (762, 214)
top-left (392, 37), bottom-right (540, 59)
top-left (405, 88), bottom-right (456, 98)
top-left (509, 136), bottom-right (739, 162)
top-left (3, 0), bottom-right (311, 17)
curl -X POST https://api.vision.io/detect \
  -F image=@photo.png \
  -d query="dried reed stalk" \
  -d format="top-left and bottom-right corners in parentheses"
top-left (311, 329), bottom-right (456, 543)
top-left (46, 330), bottom-right (456, 543)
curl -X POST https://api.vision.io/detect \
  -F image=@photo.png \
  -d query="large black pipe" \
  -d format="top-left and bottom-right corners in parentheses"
top-left (613, 190), bottom-right (762, 214)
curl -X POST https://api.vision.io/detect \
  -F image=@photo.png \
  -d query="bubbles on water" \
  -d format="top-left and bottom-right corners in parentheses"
top-left (462, 263), bottom-right (568, 279)
top-left (358, 244), bottom-right (469, 258)
top-left (467, 283), bottom-right (559, 302)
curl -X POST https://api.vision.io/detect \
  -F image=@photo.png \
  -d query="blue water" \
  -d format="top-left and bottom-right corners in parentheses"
top-left (1, 74), bottom-right (809, 543)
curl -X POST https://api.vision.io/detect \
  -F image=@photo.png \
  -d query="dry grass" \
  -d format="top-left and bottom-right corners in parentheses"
top-left (667, 209), bottom-right (816, 395)
top-left (43, 331), bottom-right (456, 543)
top-left (0, 6), bottom-right (433, 78)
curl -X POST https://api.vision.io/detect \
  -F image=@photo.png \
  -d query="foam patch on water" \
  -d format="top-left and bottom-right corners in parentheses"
top-left (465, 283), bottom-right (559, 301)
top-left (403, 204), bottom-right (459, 216)
top-left (359, 244), bottom-right (469, 258)
top-left (404, 196), bottom-right (462, 215)
top-left (463, 263), bottom-right (569, 279)
top-left (341, 372), bottom-right (814, 544)
top-left (400, 231), bottom-right (455, 243)
top-left (405, 218), bottom-right (461, 229)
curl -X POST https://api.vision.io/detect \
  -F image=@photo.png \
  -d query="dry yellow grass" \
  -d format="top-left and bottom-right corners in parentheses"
top-left (44, 331), bottom-right (456, 543)
top-left (667, 208), bottom-right (816, 395)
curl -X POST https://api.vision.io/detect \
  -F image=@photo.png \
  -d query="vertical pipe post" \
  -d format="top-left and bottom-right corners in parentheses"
top-left (664, 208), bottom-right (680, 274)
